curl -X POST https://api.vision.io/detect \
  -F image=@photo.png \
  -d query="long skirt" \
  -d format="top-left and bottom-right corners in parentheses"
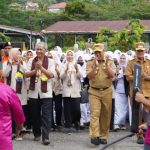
top-left (114, 92), bottom-right (129, 125)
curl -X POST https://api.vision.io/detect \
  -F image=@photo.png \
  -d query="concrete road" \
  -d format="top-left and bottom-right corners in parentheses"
top-left (13, 129), bottom-right (144, 150)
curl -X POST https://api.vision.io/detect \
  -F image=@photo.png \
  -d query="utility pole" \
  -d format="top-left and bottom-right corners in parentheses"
top-left (29, 16), bottom-right (32, 49)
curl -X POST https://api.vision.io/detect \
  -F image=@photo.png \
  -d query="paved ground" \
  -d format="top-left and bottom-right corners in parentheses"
top-left (13, 129), bottom-right (144, 150)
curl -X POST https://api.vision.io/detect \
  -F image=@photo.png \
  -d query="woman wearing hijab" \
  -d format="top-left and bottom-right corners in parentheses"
top-left (114, 53), bottom-right (129, 130)
top-left (0, 83), bottom-right (25, 150)
top-left (2, 48), bottom-right (28, 140)
top-left (25, 42), bottom-right (55, 145)
top-left (47, 50), bottom-right (63, 131)
top-left (60, 50), bottom-right (82, 133)
top-left (77, 55), bottom-right (90, 129)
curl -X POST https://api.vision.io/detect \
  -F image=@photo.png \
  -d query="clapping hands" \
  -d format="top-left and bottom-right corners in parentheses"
top-left (35, 61), bottom-right (42, 70)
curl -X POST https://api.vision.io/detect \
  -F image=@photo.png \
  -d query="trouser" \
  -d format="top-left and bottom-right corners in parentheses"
top-left (89, 87), bottom-right (112, 139)
top-left (63, 97), bottom-right (81, 128)
top-left (114, 93), bottom-right (129, 125)
top-left (53, 94), bottom-right (63, 126)
top-left (110, 98), bottom-right (115, 130)
top-left (22, 104), bottom-right (32, 129)
top-left (12, 120), bottom-right (16, 134)
top-left (28, 97), bottom-right (52, 139)
top-left (12, 105), bottom-right (28, 133)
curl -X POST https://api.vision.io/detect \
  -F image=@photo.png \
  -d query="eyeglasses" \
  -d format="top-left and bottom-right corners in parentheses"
top-left (137, 50), bottom-right (144, 52)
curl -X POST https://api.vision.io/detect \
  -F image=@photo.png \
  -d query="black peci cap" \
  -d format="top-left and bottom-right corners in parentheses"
top-left (0, 44), bottom-right (3, 49)
top-left (3, 42), bottom-right (12, 48)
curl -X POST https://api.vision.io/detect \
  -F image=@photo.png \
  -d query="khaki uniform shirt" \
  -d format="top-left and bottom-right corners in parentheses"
top-left (125, 57), bottom-right (150, 98)
top-left (86, 58), bottom-right (116, 96)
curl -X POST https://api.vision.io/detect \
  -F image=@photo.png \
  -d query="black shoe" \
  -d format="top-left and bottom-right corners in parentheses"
top-left (137, 136), bottom-right (144, 144)
top-left (75, 122), bottom-right (80, 131)
top-left (91, 137), bottom-right (100, 146)
top-left (100, 139), bottom-right (107, 145)
top-left (56, 126), bottom-right (63, 132)
top-left (42, 139), bottom-right (50, 145)
top-left (84, 122), bottom-right (90, 127)
top-left (62, 128), bottom-right (73, 134)
top-left (80, 125), bottom-right (85, 130)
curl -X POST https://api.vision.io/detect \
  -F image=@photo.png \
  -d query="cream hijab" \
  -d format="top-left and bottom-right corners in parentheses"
top-left (66, 50), bottom-right (76, 86)
top-left (9, 48), bottom-right (22, 63)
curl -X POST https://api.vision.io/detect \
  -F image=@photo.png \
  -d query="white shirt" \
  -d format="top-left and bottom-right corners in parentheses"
top-left (26, 57), bottom-right (56, 99)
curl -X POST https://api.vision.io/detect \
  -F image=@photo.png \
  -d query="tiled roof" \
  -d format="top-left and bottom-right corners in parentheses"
top-left (44, 20), bottom-right (150, 34)
top-left (0, 24), bottom-right (39, 35)
top-left (48, 2), bottom-right (66, 9)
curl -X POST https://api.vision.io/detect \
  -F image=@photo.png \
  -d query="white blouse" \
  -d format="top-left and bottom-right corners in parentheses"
top-left (60, 63), bottom-right (82, 98)
top-left (3, 61), bottom-right (27, 105)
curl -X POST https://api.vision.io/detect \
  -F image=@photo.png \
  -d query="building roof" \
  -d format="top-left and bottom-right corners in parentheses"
top-left (44, 20), bottom-right (150, 34)
top-left (0, 24), bottom-right (39, 35)
top-left (48, 2), bottom-right (66, 9)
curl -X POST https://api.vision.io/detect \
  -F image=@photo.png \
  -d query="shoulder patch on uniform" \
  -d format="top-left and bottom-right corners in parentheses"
top-left (145, 57), bottom-right (150, 61)
top-left (130, 58), bottom-right (135, 61)
top-left (86, 58), bottom-right (94, 62)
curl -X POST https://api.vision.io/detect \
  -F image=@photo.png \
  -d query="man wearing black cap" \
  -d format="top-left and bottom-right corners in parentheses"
top-left (0, 42), bottom-right (12, 83)
top-left (3, 42), bottom-right (12, 62)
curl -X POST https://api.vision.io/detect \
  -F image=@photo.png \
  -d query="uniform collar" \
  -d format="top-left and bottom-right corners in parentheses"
top-left (135, 56), bottom-right (146, 63)
top-left (98, 57), bottom-right (105, 63)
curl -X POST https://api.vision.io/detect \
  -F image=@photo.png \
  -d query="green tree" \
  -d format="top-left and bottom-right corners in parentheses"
top-left (0, 32), bottom-right (10, 42)
top-left (65, 1), bottom-right (85, 16)
top-left (96, 19), bottom-right (146, 51)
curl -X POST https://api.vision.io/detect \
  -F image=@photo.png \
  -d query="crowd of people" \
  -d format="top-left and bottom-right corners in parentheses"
top-left (0, 41), bottom-right (150, 149)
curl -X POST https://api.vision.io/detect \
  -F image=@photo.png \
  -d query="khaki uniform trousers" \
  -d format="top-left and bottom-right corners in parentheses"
top-left (89, 87), bottom-right (112, 139)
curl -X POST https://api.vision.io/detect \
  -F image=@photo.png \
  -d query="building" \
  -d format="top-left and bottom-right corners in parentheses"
top-left (47, 2), bottom-right (66, 12)
top-left (0, 24), bottom-right (40, 50)
top-left (26, 1), bottom-right (39, 10)
top-left (43, 20), bottom-right (150, 47)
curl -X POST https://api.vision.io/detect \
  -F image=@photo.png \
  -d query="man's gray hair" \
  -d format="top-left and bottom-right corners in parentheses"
top-left (35, 42), bottom-right (47, 50)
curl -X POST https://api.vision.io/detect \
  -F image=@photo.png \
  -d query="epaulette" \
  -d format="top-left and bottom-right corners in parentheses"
top-left (86, 58), bottom-right (94, 62)
top-left (145, 57), bottom-right (150, 61)
top-left (129, 58), bottom-right (135, 62)
top-left (107, 58), bottom-right (114, 61)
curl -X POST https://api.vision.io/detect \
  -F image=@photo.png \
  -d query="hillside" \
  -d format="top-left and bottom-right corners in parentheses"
top-left (0, 0), bottom-right (150, 31)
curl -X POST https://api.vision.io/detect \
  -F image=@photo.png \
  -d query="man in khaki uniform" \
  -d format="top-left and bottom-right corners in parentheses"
top-left (125, 42), bottom-right (150, 144)
top-left (86, 43), bottom-right (116, 145)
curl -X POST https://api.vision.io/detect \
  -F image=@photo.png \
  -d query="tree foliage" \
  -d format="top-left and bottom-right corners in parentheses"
top-left (65, 1), bottom-right (85, 16)
top-left (1, 0), bottom-right (150, 48)
top-left (96, 19), bottom-right (146, 51)
top-left (0, 32), bottom-right (11, 42)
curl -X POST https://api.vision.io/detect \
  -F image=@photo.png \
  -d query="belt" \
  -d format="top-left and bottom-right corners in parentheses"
top-left (91, 87), bottom-right (110, 91)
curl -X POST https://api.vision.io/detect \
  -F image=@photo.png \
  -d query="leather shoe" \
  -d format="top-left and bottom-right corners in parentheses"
top-left (42, 139), bottom-right (50, 145)
top-left (34, 136), bottom-right (40, 141)
top-left (137, 136), bottom-right (144, 144)
top-left (100, 139), bottom-right (107, 145)
top-left (91, 137), bottom-right (100, 145)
